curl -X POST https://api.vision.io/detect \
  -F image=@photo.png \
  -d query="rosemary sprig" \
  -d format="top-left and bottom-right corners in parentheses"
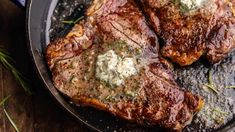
top-left (0, 49), bottom-right (32, 95)
top-left (226, 86), bottom-right (235, 89)
top-left (208, 69), bottom-right (213, 85)
top-left (0, 95), bottom-right (11, 106)
top-left (207, 69), bottom-right (219, 94)
top-left (202, 69), bottom-right (219, 94)
top-left (204, 84), bottom-right (219, 94)
top-left (62, 16), bottom-right (84, 25)
top-left (3, 109), bottom-right (20, 132)
top-left (0, 96), bottom-right (20, 132)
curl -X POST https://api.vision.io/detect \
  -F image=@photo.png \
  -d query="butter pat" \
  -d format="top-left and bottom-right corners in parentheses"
top-left (117, 58), bottom-right (137, 78)
top-left (96, 50), bottom-right (137, 87)
top-left (180, 0), bottom-right (204, 10)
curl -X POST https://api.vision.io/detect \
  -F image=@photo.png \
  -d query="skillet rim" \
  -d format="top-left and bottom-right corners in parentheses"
top-left (24, 0), bottom-right (235, 131)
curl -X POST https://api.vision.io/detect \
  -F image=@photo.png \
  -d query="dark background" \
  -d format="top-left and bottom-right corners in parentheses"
top-left (0, 0), bottom-right (87, 131)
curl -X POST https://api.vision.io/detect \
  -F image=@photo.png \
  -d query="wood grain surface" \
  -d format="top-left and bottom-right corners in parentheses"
top-left (0, 0), bottom-right (88, 131)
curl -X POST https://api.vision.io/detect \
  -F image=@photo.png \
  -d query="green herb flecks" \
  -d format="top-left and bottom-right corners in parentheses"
top-left (0, 95), bottom-right (11, 106)
top-left (213, 108), bottom-right (229, 115)
top-left (210, 108), bottom-right (229, 124)
top-left (104, 90), bottom-right (138, 102)
top-left (105, 95), bottom-right (116, 102)
top-left (202, 69), bottom-right (219, 94)
top-left (171, 0), bottom-right (200, 14)
top-left (125, 90), bottom-right (135, 98)
top-left (62, 16), bottom-right (84, 25)
top-left (0, 49), bottom-right (32, 95)
top-left (179, 3), bottom-right (192, 13)
top-left (4, 109), bottom-right (20, 132)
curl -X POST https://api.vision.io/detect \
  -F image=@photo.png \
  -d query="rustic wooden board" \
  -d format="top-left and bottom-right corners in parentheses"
top-left (0, 0), bottom-right (87, 131)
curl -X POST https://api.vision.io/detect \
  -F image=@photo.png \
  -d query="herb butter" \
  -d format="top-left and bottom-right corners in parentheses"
top-left (178, 0), bottom-right (205, 12)
top-left (96, 50), bottom-right (137, 87)
top-left (181, 0), bottom-right (203, 8)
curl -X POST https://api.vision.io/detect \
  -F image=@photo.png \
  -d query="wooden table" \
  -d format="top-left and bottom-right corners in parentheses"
top-left (0, 0), bottom-right (87, 131)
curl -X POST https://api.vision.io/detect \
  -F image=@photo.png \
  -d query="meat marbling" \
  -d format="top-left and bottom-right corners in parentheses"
top-left (46, 0), bottom-right (204, 131)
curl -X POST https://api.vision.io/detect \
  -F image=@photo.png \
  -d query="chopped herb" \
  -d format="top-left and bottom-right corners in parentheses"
top-left (205, 84), bottom-right (219, 94)
top-left (211, 108), bottom-right (229, 124)
top-left (210, 115), bottom-right (224, 124)
top-left (105, 95), bottom-right (112, 100)
top-left (69, 75), bottom-right (77, 83)
top-left (113, 40), bottom-right (127, 46)
top-left (105, 95), bottom-right (116, 102)
top-left (0, 95), bottom-right (11, 106)
top-left (4, 109), bottom-right (20, 132)
top-left (0, 49), bottom-right (32, 95)
top-left (136, 58), bottom-right (141, 64)
top-left (207, 69), bottom-right (219, 94)
top-left (125, 90), bottom-right (135, 98)
top-left (225, 86), bottom-right (235, 89)
top-left (202, 69), bottom-right (219, 94)
top-left (208, 69), bottom-right (212, 83)
top-left (83, 76), bottom-right (88, 81)
top-left (136, 48), bottom-right (142, 55)
top-left (62, 16), bottom-right (84, 25)
top-left (213, 108), bottom-right (229, 115)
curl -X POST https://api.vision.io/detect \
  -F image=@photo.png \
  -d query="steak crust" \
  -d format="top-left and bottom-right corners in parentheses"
top-left (141, 0), bottom-right (235, 66)
top-left (46, 0), bottom-right (204, 131)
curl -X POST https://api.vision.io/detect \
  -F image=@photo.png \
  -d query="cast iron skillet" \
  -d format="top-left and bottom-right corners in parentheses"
top-left (13, 0), bottom-right (235, 131)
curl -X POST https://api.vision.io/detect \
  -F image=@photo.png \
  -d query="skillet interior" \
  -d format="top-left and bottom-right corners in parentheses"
top-left (26, 0), bottom-right (235, 131)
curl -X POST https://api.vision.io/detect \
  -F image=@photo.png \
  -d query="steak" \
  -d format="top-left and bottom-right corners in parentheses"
top-left (140, 0), bottom-right (235, 66)
top-left (46, 0), bottom-right (204, 131)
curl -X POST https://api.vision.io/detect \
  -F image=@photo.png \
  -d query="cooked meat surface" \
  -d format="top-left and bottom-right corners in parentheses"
top-left (46, 0), bottom-right (204, 131)
top-left (140, 0), bottom-right (235, 66)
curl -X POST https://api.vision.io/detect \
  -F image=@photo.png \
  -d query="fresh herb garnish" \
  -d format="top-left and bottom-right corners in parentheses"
top-left (3, 109), bottom-right (20, 132)
top-left (0, 49), bottom-right (32, 95)
top-left (202, 69), bottom-right (219, 94)
top-left (213, 108), bottom-right (229, 115)
top-left (226, 86), bottom-right (235, 89)
top-left (125, 90), bottom-right (135, 98)
top-left (0, 96), bottom-right (20, 132)
top-left (105, 95), bottom-right (116, 102)
top-left (0, 95), bottom-right (11, 106)
top-left (105, 91), bottom-right (136, 102)
top-left (62, 16), bottom-right (84, 25)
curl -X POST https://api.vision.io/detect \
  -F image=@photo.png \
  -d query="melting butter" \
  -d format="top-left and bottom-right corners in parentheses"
top-left (96, 50), bottom-right (137, 87)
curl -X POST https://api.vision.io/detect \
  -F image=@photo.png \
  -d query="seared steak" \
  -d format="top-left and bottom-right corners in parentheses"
top-left (46, 0), bottom-right (203, 131)
top-left (140, 0), bottom-right (235, 66)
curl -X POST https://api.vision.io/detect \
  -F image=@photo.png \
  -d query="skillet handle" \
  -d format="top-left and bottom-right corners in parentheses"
top-left (11, 0), bottom-right (26, 8)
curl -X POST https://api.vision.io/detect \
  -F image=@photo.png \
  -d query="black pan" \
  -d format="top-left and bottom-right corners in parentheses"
top-left (13, 0), bottom-right (235, 131)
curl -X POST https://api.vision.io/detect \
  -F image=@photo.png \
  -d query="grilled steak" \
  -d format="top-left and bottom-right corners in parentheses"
top-left (46, 0), bottom-right (204, 131)
top-left (140, 0), bottom-right (235, 66)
